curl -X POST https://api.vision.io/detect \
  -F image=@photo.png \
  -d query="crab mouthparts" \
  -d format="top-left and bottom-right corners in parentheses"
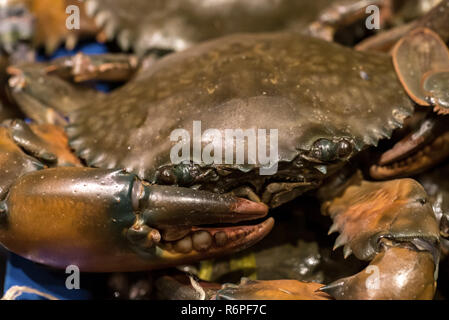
top-left (158, 217), bottom-right (274, 255)
top-left (137, 185), bottom-right (273, 255)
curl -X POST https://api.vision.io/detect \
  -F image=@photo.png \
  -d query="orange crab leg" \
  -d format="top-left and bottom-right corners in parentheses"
top-left (319, 177), bottom-right (439, 299)
top-left (214, 279), bottom-right (331, 300)
top-left (156, 275), bottom-right (332, 300)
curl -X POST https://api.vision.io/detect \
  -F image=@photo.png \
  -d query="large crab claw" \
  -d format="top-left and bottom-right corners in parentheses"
top-left (0, 121), bottom-right (272, 272)
top-left (320, 246), bottom-right (436, 299)
top-left (321, 178), bottom-right (440, 299)
top-left (0, 165), bottom-right (272, 272)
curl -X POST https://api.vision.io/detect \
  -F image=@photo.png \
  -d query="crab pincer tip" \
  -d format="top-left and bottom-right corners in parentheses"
top-left (231, 198), bottom-right (269, 217)
top-left (318, 280), bottom-right (345, 298)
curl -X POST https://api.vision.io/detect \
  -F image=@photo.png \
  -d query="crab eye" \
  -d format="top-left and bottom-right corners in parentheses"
top-left (310, 139), bottom-right (335, 162)
top-left (310, 138), bottom-right (353, 162)
top-left (336, 139), bottom-right (352, 158)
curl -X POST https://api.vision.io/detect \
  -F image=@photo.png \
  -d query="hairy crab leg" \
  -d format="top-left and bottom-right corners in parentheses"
top-left (319, 177), bottom-right (440, 299)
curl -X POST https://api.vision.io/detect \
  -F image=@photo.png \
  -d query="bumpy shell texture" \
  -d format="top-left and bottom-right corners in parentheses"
top-left (67, 33), bottom-right (414, 181)
top-left (85, 0), bottom-right (335, 54)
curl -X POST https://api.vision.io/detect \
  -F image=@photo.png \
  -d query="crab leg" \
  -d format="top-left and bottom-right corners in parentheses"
top-left (320, 177), bottom-right (440, 299)
top-left (371, 115), bottom-right (449, 179)
top-left (155, 275), bottom-right (331, 300)
top-left (0, 166), bottom-right (272, 272)
top-left (0, 125), bottom-right (43, 200)
top-left (0, 119), bottom-right (80, 199)
top-left (206, 176), bottom-right (440, 300)
top-left (46, 53), bottom-right (141, 82)
top-left (7, 53), bottom-right (152, 125)
top-left (7, 65), bottom-right (96, 125)
top-left (213, 279), bottom-right (331, 300)
top-left (356, 0), bottom-right (449, 52)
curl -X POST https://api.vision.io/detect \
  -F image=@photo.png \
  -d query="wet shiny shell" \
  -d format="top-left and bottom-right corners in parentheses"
top-left (67, 33), bottom-right (414, 182)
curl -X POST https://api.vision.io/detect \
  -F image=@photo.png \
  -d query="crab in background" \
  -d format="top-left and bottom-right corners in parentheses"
top-left (0, 0), bottom-right (449, 300)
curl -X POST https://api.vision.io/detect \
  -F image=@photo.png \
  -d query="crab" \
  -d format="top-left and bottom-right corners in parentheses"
top-left (85, 0), bottom-right (419, 55)
top-left (1, 0), bottom-right (449, 300)
top-left (83, 0), bottom-right (442, 55)
top-left (83, 0), bottom-right (335, 54)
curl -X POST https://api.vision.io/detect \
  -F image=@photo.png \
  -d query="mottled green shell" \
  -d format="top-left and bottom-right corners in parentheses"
top-left (67, 33), bottom-right (414, 180)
